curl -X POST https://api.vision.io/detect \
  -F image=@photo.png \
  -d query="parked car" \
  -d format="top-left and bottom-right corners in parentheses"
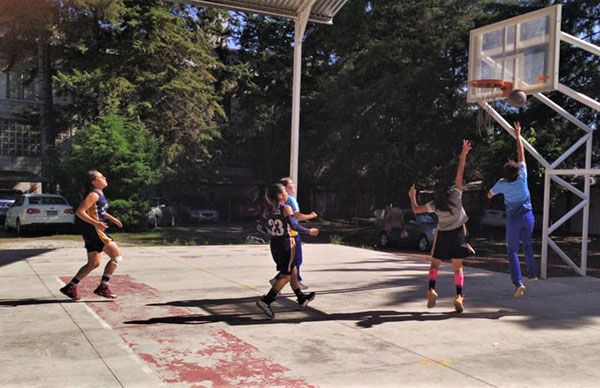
top-left (375, 207), bottom-right (437, 251)
top-left (147, 198), bottom-right (176, 227)
top-left (175, 196), bottom-right (220, 224)
top-left (188, 206), bottom-right (219, 223)
top-left (480, 209), bottom-right (506, 227)
top-left (0, 189), bottom-right (22, 225)
top-left (5, 194), bottom-right (75, 236)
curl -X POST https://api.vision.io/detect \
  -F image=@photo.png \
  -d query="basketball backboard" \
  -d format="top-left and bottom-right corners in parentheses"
top-left (467, 5), bottom-right (561, 103)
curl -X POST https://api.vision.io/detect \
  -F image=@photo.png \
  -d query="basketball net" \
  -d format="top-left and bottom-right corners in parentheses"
top-left (470, 80), bottom-right (512, 139)
top-left (476, 90), bottom-right (497, 139)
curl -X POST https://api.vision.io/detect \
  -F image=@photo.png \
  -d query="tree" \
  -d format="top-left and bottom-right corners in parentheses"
top-left (50, 112), bottom-right (159, 226)
top-left (51, 0), bottom-right (242, 192)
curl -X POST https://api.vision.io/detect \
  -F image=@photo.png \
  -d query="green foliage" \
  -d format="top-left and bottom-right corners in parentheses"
top-left (225, 0), bottom-right (599, 214)
top-left (50, 112), bottom-right (159, 226)
top-left (50, 0), bottom-right (245, 190)
top-left (109, 198), bottom-right (151, 229)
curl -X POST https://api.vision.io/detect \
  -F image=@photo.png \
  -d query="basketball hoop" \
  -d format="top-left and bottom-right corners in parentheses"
top-left (469, 80), bottom-right (513, 137)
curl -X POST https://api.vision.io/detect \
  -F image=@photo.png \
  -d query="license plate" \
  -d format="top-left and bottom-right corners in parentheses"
top-left (47, 211), bottom-right (58, 216)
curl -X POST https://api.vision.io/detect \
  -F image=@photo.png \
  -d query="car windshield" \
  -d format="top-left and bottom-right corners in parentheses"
top-left (29, 196), bottom-right (68, 205)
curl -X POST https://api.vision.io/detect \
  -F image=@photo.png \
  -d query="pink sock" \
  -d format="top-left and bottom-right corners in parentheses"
top-left (429, 268), bottom-right (439, 281)
top-left (454, 273), bottom-right (464, 287)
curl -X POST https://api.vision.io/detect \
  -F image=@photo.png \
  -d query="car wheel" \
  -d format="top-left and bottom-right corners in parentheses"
top-left (379, 232), bottom-right (390, 248)
top-left (417, 235), bottom-right (429, 252)
top-left (169, 215), bottom-right (175, 227)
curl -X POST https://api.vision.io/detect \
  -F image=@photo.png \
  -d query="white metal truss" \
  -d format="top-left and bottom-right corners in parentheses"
top-left (477, 29), bottom-right (599, 278)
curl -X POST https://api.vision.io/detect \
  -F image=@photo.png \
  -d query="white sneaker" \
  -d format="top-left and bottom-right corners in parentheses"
top-left (299, 281), bottom-right (309, 290)
top-left (256, 299), bottom-right (274, 319)
top-left (514, 284), bottom-right (526, 298)
top-left (427, 289), bottom-right (438, 308)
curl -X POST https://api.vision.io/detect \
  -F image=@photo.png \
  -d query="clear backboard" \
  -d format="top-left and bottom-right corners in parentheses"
top-left (467, 5), bottom-right (561, 103)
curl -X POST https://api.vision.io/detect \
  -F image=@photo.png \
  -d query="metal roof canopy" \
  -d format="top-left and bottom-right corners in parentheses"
top-left (188, 0), bottom-right (348, 24)
top-left (187, 0), bottom-right (348, 191)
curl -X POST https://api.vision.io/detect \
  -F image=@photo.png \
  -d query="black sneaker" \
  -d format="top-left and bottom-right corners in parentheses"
top-left (256, 299), bottom-right (274, 319)
top-left (298, 292), bottom-right (316, 309)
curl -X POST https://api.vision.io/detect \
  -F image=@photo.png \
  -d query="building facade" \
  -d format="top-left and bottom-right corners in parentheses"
top-left (0, 69), bottom-right (43, 193)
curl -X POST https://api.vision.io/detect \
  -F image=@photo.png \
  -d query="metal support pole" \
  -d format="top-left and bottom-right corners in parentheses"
top-left (560, 31), bottom-right (600, 56)
top-left (289, 0), bottom-right (316, 192)
top-left (541, 171), bottom-right (551, 278)
top-left (478, 101), bottom-right (551, 168)
top-left (558, 84), bottom-right (600, 112)
top-left (581, 136), bottom-right (593, 274)
top-left (532, 93), bottom-right (592, 134)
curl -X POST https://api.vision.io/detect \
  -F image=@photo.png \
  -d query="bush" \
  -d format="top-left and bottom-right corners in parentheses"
top-left (49, 112), bottom-right (159, 225)
top-left (109, 198), bottom-right (151, 230)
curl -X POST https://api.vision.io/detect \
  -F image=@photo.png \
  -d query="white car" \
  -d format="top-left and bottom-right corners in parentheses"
top-left (5, 194), bottom-right (75, 236)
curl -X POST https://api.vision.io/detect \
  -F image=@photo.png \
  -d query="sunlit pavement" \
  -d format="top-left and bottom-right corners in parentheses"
top-left (2, 243), bottom-right (600, 387)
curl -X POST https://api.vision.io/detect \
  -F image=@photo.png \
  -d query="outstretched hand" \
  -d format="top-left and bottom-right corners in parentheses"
top-left (461, 139), bottom-right (472, 157)
top-left (513, 121), bottom-right (522, 137)
top-left (408, 184), bottom-right (417, 199)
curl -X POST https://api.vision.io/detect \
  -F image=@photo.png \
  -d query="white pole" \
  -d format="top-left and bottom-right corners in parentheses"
top-left (289, 0), bottom-right (315, 192)
top-left (560, 31), bottom-right (600, 57)
top-left (558, 83), bottom-right (600, 112)
top-left (581, 136), bottom-right (593, 275)
top-left (541, 171), bottom-right (551, 279)
top-left (479, 101), bottom-right (551, 168)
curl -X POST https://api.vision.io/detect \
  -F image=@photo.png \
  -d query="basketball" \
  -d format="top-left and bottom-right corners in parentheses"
top-left (507, 89), bottom-right (527, 108)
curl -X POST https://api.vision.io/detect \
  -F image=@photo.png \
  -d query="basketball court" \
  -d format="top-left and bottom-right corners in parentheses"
top-left (2, 243), bottom-right (600, 387)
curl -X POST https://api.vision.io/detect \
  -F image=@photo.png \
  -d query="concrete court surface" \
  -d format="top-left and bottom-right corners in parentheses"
top-left (2, 242), bottom-right (600, 387)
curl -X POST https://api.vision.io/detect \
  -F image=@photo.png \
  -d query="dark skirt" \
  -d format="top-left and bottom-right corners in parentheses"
top-left (431, 225), bottom-right (475, 260)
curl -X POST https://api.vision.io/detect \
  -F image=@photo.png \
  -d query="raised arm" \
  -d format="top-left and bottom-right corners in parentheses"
top-left (408, 184), bottom-right (429, 214)
top-left (454, 140), bottom-right (472, 189)
top-left (513, 121), bottom-right (525, 163)
top-left (283, 205), bottom-right (318, 236)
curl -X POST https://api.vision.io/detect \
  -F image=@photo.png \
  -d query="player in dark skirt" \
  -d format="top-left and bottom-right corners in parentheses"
top-left (408, 140), bottom-right (475, 313)
top-left (60, 170), bottom-right (124, 300)
top-left (256, 183), bottom-right (319, 319)
top-left (269, 177), bottom-right (318, 290)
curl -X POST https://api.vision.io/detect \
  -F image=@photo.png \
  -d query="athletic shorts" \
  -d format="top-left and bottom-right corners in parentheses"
top-left (76, 216), bottom-right (112, 253)
top-left (431, 225), bottom-right (475, 261)
top-left (294, 234), bottom-right (303, 266)
top-left (270, 236), bottom-right (297, 275)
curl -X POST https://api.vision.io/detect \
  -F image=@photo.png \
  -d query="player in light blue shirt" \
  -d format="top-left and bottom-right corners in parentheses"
top-left (488, 122), bottom-right (538, 297)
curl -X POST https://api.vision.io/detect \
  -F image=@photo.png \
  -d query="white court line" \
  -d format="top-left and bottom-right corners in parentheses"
top-left (54, 277), bottom-right (156, 376)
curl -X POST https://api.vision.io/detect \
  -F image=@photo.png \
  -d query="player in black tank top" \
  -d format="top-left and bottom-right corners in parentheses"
top-left (60, 170), bottom-right (125, 301)
top-left (256, 183), bottom-right (319, 319)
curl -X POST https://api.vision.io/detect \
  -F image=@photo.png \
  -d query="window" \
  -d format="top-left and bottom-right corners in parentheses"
top-left (14, 196), bottom-right (25, 207)
top-left (28, 196), bottom-right (68, 205)
top-left (0, 118), bottom-right (41, 157)
top-left (1, 71), bottom-right (36, 101)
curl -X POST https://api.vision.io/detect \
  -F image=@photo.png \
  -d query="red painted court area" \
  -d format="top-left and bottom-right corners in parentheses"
top-left (61, 275), bottom-right (312, 387)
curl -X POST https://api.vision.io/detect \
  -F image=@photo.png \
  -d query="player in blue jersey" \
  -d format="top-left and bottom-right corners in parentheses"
top-left (256, 183), bottom-right (319, 319)
top-left (487, 122), bottom-right (538, 298)
top-left (60, 170), bottom-right (124, 300)
top-left (269, 177), bottom-right (318, 290)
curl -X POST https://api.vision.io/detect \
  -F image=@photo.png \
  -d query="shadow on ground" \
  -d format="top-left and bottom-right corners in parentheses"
top-left (0, 249), bottom-right (54, 268)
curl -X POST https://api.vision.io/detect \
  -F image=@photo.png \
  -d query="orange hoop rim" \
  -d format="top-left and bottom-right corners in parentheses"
top-left (469, 79), bottom-right (513, 98)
